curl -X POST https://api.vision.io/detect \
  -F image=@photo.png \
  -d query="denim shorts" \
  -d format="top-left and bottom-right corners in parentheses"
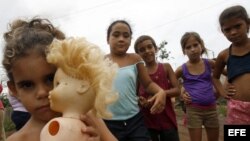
top-left (104, 112), bottom-right (150, 141)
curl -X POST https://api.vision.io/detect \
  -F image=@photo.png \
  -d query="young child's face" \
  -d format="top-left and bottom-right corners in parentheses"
top-left (136, 39), bottom-right (157, 64)
top-left (221, 17), bottom-right (249, 44)
top-left (184, 36), bottom-right (202, 60)
top-left (8, 51), bottom-right (59, 122)
top-left (108, 23), bottom-right (131, 55)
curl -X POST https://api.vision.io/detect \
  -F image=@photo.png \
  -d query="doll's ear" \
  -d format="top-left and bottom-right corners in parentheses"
top-left (77, 81), bottom-right (90, 94)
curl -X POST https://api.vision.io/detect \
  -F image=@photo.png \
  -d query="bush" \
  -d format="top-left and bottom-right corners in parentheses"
top-left (217, 103), bottom-right (227, 117)
top-left (4, 107), bottom-right (15, 132)
top-left (0, 95), bottom-right (11, 108)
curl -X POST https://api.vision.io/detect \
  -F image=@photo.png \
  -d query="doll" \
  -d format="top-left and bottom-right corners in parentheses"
top-left (40, 38), bottom-right (118, 141)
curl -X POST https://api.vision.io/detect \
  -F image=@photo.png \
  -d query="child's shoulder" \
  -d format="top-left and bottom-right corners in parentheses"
top-left (217, 48), bottom-right (230, 63)
top-left (175, 61), bottom-right (188, 70)
top-left (218, 48), bottom-right (229, 58)
top-left (161, 62), bottom-right (170, 66)
top-left (127, 53), bottom-right (142, 63)
top-left (161, 63), bottom-right (173, 71)
top-left (205, 58), bottom-right (215, 66)
top-left (175, 65), bottom-right (183, 78)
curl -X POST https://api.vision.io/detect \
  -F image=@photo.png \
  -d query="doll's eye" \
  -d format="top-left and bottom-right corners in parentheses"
top-left (54, 81), bottom-right (60, 87)
top-left (46, 74), bottom-right (54, 86)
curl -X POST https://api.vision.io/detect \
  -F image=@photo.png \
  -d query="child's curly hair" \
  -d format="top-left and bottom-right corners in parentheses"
top-left (2, 18), bottom-right (65, 81)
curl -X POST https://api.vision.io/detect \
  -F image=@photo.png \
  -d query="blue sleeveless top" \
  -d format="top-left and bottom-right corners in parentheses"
top-left (182, 59), bottom-right (216, 106)
top-left (227, 46), bottom-right (250, 83)
top-left (107, 61), bottom-right (143, 120)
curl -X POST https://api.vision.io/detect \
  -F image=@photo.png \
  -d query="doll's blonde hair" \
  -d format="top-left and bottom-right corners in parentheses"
top-left (46, 37), bottom-right (118, 118)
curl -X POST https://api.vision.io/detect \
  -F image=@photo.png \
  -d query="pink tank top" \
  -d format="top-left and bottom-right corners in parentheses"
top-left (139, 63), bottom-right (177, 130)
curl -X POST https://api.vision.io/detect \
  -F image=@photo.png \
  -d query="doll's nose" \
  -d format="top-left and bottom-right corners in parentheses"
top-left (48, 90), bottom-right (55, 98)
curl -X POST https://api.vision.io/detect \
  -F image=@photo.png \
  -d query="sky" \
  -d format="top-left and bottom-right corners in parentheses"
top-left (0, 0), bottom-right (249, 75)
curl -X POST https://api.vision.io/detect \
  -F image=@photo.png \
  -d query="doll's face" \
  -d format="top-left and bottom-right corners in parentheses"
top-left (49, 68), bottom-right (92, 113)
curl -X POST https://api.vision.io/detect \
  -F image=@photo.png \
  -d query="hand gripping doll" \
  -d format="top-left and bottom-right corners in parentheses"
top-left (40, 38), bottom-right (118, 141)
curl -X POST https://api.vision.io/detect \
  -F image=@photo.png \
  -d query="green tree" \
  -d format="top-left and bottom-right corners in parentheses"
top-left (157, 40), bottom-right (172, 62)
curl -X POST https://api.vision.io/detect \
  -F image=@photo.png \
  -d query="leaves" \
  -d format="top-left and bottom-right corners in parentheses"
top-left (157, 40), bottom-right (173, 62)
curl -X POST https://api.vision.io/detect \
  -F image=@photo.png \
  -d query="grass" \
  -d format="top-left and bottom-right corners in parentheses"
top-left (217, 104), bottom-right (227, 117)
top-left (1, 95), bottom-right (16, 133)
top-left (217, 97), bottom-right (227, 117)
top-left (4, 107), bottom-right (16, 132)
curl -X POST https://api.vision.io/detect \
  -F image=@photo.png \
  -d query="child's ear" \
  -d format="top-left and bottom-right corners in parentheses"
top-left (7, 81), bottom-right (19, 98)
top-left (77, 81), bottom-right (90, 94)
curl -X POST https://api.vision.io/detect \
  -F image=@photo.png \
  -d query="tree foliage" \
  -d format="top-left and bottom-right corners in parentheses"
top-left (157, 40), bottom-right (172, 62)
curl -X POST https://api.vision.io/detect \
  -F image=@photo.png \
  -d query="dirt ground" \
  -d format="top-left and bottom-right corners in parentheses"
top-left (175, 107), bottom-right (225, 141)
top-left (6, 107), bottom-right (225, 141)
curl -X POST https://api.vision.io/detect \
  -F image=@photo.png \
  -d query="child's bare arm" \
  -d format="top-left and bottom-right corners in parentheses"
top-left (164, 63), bottom-right (180, 98)
top-left (82, 111), bottom-right (117, 141)
top-left (136, 61), bottom-right (166, 114)
top-left (212, 50), bottom-right (229, 98)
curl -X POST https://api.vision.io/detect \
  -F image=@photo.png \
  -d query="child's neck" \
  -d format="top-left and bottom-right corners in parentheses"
top-left (146, 61), bottom-right (158, 74)
top-left (232, 38), bottom-right (250, 48)
top-left (188, 57), bottom-right (202, 64)
top-left (232, 37), bottom-right (250, 47)
top-left (17, 117), bottom-right (47, 141)
top-left (109, 53), bottom-right (129, 67)
top-left (30, 116), bottom-right (49, 124)
top-left (146, 60), bottom-right (157, 68)
top-left (111, 53), bottom-right (127, 58)
top-left (26, 116), bottom-right (48, 131)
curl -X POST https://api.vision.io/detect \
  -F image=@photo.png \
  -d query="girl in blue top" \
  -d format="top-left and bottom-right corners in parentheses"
top-left (175, 32), bottom-right (219, 141)
top-left (104, 20), bottom-right (166, 141)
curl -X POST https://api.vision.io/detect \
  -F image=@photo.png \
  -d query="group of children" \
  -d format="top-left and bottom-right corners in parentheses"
top-left (0, 4), bottom-right (249, 141)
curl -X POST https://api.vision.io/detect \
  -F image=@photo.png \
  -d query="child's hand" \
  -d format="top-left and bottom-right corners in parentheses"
top-left (139, 96), bottom-right (153, 108)
top-left (148, 90), bottom-right (166, 114)
top-left (181, 90), bottom-right (191, 104)
top-left (138, 96), bottom-right (148, 108)
top-left (225, 83), bottom-right (236, 99)
top-left (80, 114), bottom-right (100, 141)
